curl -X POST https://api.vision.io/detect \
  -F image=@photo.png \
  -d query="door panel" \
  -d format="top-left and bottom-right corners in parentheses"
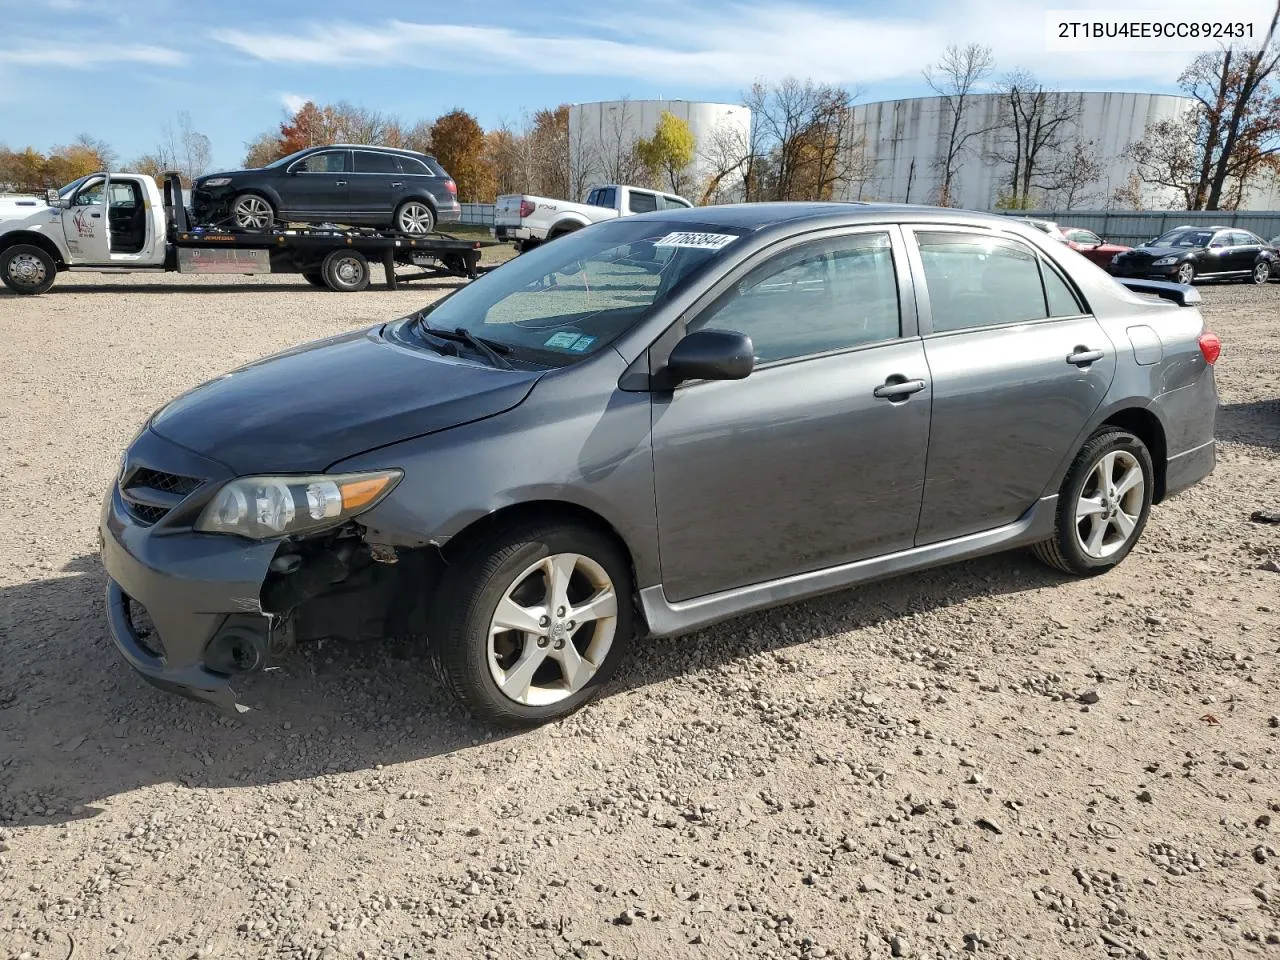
top-left (280, 150), bottom-right (351, 219)
top-left (351, 150), bottom-right (401, 220)
top-left (652, 342), bottom-right (932, 602)
top-left (63, 175), bottom-right (112, 263)
top-left (907, 227), bottom-right (1116, 545)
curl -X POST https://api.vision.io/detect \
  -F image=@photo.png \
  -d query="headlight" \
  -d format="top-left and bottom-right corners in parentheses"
top-left (201, 177), bottom-right (232, 188)
top-left (196, 470), bottom-right (402, 539)
top-left (1152, 256), bottom-right (1178, 266)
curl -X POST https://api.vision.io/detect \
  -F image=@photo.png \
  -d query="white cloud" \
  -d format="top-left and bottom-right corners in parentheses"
top-left (209, 0), bottom-right (1216, 90)
top-left (0, 43), bottom-right (182, 68)
top-left (281, 92), bottom-right (310, 113)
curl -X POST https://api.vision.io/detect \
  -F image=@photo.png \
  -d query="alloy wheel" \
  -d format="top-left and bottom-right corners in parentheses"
top-left (7, 252), bottom-right (46, 287)
top-left (1177, 263), bottom-right (1195, 285)
top-left (486, 552), bottom-right (619, 706)
top-left (1253, 262), bottom-right (1270, 284)
top-left (397, 202), bottom-right (434, 234)
top-left (232, 196), bottom-right (273, 230)
top-left (1073, 450), bottom-right (1145, 559)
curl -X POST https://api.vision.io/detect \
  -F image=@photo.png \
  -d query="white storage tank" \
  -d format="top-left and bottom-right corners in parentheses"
top-left (845, 92), bottom-right (1201, 210)
top-left (569, 99), bottom-right (751, 200)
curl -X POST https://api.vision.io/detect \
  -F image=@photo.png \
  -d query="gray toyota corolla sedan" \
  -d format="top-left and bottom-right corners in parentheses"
top-left (100, 203), bottom-right (1220, 726)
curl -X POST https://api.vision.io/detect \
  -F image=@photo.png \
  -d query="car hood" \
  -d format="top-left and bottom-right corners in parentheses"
top-left (1126, 246), bottom-right (1195, 259)
top-left (194, 170), bottom-right (247, 186)
top-left (150, 324), bottom-right (544, 474)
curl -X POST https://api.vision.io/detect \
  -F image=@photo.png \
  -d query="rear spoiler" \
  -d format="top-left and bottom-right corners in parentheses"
top-left (1116, 278), bottom-right (1201, 306)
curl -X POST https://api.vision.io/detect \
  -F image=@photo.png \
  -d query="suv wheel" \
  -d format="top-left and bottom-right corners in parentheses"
top-left (301, 270), bottom-right (327, 288)
top-left (1033, 428), bottom-right (1154, 576)
top-left (1176, 262), bottom-right (1196, 285)
top-left (231, 193), bottom-right (274, 232)
top-left (1, 243), bottom-right (57, 295)
top-left (320, 249), bottom-right (370, 292)
top-left (431, 522), bottom-right (634, 727)
top-left (394, 200), bottom-right (435, 235)
top-left (1250, 261), bottom-right (1270, 284)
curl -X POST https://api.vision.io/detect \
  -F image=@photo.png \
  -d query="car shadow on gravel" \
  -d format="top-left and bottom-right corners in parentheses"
top-left (0, 548), bottom-right (1069, 828)
top-left (1217, 398), bottom-right (1280, 452)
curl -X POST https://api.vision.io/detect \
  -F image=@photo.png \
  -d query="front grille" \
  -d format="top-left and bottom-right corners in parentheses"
top-left (120, 466), bottom-right (205, 526)
top-left (128, 468), bottom-right (202, 496)
top-left (126, 502), bottom-right (170, 525)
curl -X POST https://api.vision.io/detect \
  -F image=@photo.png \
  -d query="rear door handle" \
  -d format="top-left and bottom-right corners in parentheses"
top-left (873, 377), bottom-right (927, 400)
top-left (335, 180), bottom-right (348, 187)
top-left (1067, 347), bottom-right (1104, 367)
top-left (390, 181), bottom-right (403, 187)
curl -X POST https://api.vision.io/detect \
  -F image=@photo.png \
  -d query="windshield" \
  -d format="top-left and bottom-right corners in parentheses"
top-left (410, 219), bottom-right (746, 365)
top-left (1147, 229), bottom-right (1213, 248)
top-left (262, 148), bottom-right (313, 169)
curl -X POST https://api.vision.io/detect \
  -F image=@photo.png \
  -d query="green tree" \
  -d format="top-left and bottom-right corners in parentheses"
top-left (635, 111), bottom-right (696, 194)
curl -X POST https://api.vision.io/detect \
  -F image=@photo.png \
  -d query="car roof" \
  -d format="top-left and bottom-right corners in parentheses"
top-left (626, 201), bottom-right (1045, 234)
top-left (311, 143), bottom-right (439, 161)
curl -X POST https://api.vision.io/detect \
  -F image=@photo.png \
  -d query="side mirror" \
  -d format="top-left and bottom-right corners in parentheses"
top-left (663, 329), bottom-right (754, 386)
top-left (45, 188), bottom-right (59, 205)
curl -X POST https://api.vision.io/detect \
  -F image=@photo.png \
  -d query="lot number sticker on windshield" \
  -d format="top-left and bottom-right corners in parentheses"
top-left (653, 232), bottom-right (738, 250)
top-left (544, 332), bottom-right (598, 352)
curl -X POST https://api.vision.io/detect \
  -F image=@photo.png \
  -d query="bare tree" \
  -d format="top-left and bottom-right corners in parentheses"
top-left (923, 43), bottom-right (995, 206)
top-left (990, 70), bottom-right (1082, 208)
top-left (1122, 113), bottom-right (1202, 208)
top-left (1044, 138), bottom-right (1104, 208)
top-left (136, 112), bottom-right (212, 184)
top-left (698, 120), bottom-right (753, 204)
top-left (586, 97), bottom-right (647, 186)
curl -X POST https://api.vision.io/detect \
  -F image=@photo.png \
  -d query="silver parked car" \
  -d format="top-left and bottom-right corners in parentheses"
top-left (101, 203), bottom-right (1220, 726)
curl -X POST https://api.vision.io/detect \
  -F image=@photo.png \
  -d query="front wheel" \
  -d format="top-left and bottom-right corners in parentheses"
top-left (320, 249), bottom-right (370, 292)
top-left (1250, 261), bottom-right (1271, 285)
top-left (1032, 428), bottom-right (1154, 576)
top-left (301, 270), bottom-right (326, 288)
top-left (1176, 262), bottom-right (1196, 285)
top-left (231, 193), bottom-right (275, 232)
top-left (394, 200), bottom-right (435, 235)
top-left (431, 522), bottom-right (634, 727)
top-left (1, 244), bottom-right (57, 295)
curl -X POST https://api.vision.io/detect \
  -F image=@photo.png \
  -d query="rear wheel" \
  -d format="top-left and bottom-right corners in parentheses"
top-left (431, 521), bottom-right (634, 727)
top-left (1250, 261), bottom-right (1270, 284)
top-left (1032, 428), bottom-right (1154, 576)
top-left (320, 249), bottom-right (370, 292)
top-left (1176, 262), bottom-right (1196, 285)
top-left (301, 270), bottom-right (326, 288)
top-left (231, 193), bottom-right (274, 232)
top-left (394, 200), bottom-right (435, 235)
top-left (1, 244), bottom-right (57, 295)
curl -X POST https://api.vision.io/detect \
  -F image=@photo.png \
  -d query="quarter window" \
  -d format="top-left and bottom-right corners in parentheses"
top-left (917, 231), bottom-right (1081, 332)
top-left (354, 151), bottom-right (400, 174)
top-left (399, 156), bottom-right (432, 174)
top-left (689, 232), bottom-right (901, 364)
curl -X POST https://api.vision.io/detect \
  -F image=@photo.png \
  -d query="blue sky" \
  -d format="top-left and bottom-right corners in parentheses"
top-left (0, 0), bottom-right (1253, 170)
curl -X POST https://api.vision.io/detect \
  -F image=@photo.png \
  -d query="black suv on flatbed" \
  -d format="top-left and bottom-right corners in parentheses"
top-left (192, 145), bottom-right (462, 234)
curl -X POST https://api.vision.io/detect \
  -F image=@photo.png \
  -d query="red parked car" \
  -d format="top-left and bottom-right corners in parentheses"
top-left (1012, 218), bottom-right (1131, 272)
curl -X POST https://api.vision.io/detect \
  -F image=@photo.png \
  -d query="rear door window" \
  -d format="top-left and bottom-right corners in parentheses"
top-left (588, 187), bottom-right (616, 209)
top-left (628, 191), bottom-right (658, 214)
top-left (354, 151), bottom-right (401, 174)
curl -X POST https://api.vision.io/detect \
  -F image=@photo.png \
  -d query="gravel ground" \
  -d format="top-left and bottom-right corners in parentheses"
top-left (0, 273), bottom-right (1277, 960)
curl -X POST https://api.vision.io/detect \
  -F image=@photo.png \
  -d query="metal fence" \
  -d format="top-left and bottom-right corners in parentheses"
top-left (458, 203), bottom-right (496, 226)
top-left (999, 209), bottom-right (1280, 246)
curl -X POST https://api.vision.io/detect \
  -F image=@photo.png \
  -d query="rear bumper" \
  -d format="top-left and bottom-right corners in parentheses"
top-left (435, 198), bottom-right (462, 223)
top-left (1164, 439), bottom-right (1216, 500)
top-left (494, 224), bottom-right (531, 242)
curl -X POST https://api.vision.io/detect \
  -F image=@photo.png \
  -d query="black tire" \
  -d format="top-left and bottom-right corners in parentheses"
top-left (546, 225), bottom-right (579, 242)
top-left (320, 249), bottom-right (370, 292)
top-left (1249, 261), bottom-right (1270, 285)
top-left (393, 199), bottom-right (435, 235)
top-left (230, 192), bottom-right (275, 232)
top-left (431, 521), bottom-right (634, 728)
top-left (1176, 262), bottom-right (1196, 285)
top-left (301, 270), bottom-right (327, 288)
top-left (0, 243), bottom-right (57, 295)
top-left (1032, 428), bottom-right (1154, 576)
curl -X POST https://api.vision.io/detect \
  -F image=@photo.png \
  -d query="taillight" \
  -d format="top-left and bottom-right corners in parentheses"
top-left (519, 199), bottom-right (535, 218)
top-left (1198, 331), bottom-right (1221, 364)
top-left (445, 180), bottom-right (457, 196)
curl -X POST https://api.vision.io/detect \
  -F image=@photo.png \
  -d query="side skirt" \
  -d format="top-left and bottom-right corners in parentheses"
top-left (639, 495), bottom-right (1059, 638)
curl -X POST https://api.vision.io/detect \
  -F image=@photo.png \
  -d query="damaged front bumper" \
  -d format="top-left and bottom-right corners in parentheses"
top-left (100, 459), bottom-right (282, 712)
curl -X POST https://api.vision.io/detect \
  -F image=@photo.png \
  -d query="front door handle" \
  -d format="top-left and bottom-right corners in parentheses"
top-left (873, 376), bottom-right (927, 400)
top-left (90, 212), bottom-right (102, 218)
top-left (335, 180), bottom-right (348, 187)
top-left (1067, 347), bottom-right (1104, 367)
top-left (390, 181), bottom-right (403, 188)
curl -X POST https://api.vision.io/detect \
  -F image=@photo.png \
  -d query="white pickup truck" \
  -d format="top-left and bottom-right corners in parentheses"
top-left (0, 171), bottom-right (496, 294)
top-left (493, 183), bottom-right (692, 251)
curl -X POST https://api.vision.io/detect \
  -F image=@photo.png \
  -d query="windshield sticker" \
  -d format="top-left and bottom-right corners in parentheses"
top-left (653, 231), bottom-right (738, 250)
top-left (544, 332), bottom-right (581, 349)
top-left (568, 336), bottom-right (596, 353)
